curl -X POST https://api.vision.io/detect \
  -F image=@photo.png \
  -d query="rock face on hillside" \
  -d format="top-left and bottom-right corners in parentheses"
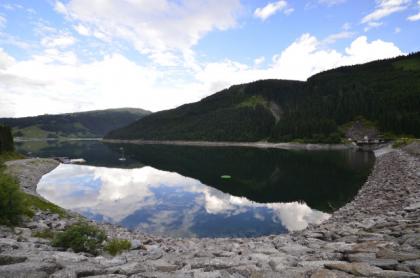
top-left (1, 145), bottom-right (419, 277)
top-left (344, 120), bottom-right (379, 141)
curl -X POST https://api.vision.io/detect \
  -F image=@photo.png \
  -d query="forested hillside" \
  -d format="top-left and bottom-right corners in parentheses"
top-left (0, 108), bottom-right (151, 139)
top-left (0, 125), bottom-right (14, 153)
top-left (108, 80), bottom-right (304, 141)
top-left (106, 53), bottom-right (420, 142)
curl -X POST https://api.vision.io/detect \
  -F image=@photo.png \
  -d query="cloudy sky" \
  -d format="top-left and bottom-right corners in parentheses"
top-left (0, 0), bottom-right (419, 117)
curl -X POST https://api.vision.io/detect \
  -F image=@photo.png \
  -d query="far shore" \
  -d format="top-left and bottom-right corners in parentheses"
top-left (14, 137), bottom-right (102, 142)
top-left (102, 139), bottom-right (356, 150)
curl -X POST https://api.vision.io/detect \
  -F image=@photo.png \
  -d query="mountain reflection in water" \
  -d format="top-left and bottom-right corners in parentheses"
top-left (38, 164), bottom-right (329, 237)
top-left (18, 140), bottom-right (374, 238)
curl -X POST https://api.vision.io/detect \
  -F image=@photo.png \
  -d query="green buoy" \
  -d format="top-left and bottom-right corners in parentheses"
top-left (221, 175), bottom-right (231, 179)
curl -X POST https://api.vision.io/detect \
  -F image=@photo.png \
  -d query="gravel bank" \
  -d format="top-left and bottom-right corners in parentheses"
top-left (0, 145), bottom-right (419, 277)
top-left (5, 158), bottom-right (59, 196)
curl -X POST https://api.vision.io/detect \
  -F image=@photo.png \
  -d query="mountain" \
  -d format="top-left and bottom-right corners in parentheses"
top-left (106, 53), bottom-right (420, 143)
top-left (0, 108), bottom-right (151, 139)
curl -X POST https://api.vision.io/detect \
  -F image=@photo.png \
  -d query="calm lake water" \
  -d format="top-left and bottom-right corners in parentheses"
top-left (16, 140), bottom-right (375, 238)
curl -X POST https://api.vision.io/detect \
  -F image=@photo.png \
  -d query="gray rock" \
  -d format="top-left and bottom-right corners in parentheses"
top-left (252, 245), bottom-right (280, 255)
top-left (404, 202), bottom-right (420, 212)
top-left (322, 242), bottom-right (354, 253)
top-left (49, 251), bottom-right (88, 264)
top-left (150, 260), bottom-right (180, 272)
top-left (268, 257), bottom-right (290, 272)
top-left (278, 243), bottom-right (311, 256)
top-left (84, 275), bottom-right (127, 278)
top-left (0, 262), bottom-right (59, 278)
top-left (325, 262), bottom-right (383, 276)
top-left (94, 256), bottom-right (127, 268)
top-left (146, 245), bottom-right (164, 260)
top-left (49, 269), bottom-right (77, 278)
top-left (366, 259), bottom-right (399, 269)
top-left (376, 248), bottom-right (420, 261)
top-left (0, 238), bottom-right (19, 251)
top-left (0, 255), bottom-right (27, 265)
top-left (130, 239), bottom-right (145, 250)
top-left (347, 241), bottom-right (381, 253)
top-left (298, 261), bottom-right (343, 269)
top-left (310, 269), bottom-right (337, 278)
top-left (61, 263), bottom-right (107, 277)
top-left (346, 252), bottom-right (375, 262)
top-left (326, 261), bottom-right (420, 277)
top-left (373, 270), bottom-right (420, 277)
top-left (396, 260), bottom-right (420, 275)
top-left (190, 258), bottom-right (239, 271)
top-left (107, 262), bottom-right (147, 275)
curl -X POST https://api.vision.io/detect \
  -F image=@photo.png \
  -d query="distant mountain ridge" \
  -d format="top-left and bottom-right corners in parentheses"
top-left (105, 53), bottom-right (420, 142)
top-left (0, 108), bottom-right (151, 139)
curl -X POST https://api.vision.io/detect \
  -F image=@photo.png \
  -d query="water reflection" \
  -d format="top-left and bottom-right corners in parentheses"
top-left (107, 144), bottom-right (375, 212)
top-left (19, 141), bottom-right (374, 237)
top-left (38, 164), bottom-right (330, 237)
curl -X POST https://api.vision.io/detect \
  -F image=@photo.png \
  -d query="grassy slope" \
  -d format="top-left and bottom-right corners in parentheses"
top-left (106, 53), bottom-right (420, 142)
top-left (0, 108), bottom-right (151, 139)
top-left (0, 153), bottom-right (67, 219)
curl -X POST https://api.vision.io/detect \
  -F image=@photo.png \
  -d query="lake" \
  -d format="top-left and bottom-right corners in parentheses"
top-left (16, 140), bottom-right (375, 238)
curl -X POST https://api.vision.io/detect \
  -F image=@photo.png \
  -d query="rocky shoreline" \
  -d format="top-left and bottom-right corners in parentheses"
top-left (0, 145), bottom-right (419, 277)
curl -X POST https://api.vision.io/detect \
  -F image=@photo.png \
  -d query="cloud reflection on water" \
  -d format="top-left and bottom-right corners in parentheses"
top-left (38, 164), bottom-right (330, 237)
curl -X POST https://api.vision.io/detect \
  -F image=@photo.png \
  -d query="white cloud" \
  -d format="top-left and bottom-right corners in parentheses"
top-left (54, 0), bottom-right (241, 65)
top-left (272, 35), bottom-right (402, 79)
top-left (0, 15), bottom-right (6, 29)
top-left (0, 32), bottom-right (33, 49)
top-left (254, 1), bottom-right (292, 21)
top-left (362, 0), bottom-right (410, 24)
top-left (407, 12), bottom-right (420, 20)
top-left (318, 0), bottom-right (347, 6)
top-left (53, 1), bottom-right (67, 14)
top-left (41, 34), bottom-right (76, 48)
top-left (342, 22), bottom-right (351, 30)
top-left (254, 56), bottom-right (266, 65)
top-left (323, 31), bottom-right (354, 44)
top-left (364, 21), bottom-right (384, 32)
top-left (0, 47), bottom-right (207, 117)
top-left (0, 48), bottom-right (15, 69)
top-left (407, 0), bottom-right (420, 21)
top-left (395, 27), bottom-right (402, 33)
top-left (0, 33), bottom-right (404, 118)
top-left (284, 7), bottom-right (295, 15)
top-left (195, 34), bottom-right (403, 92)
top-left (73, 24), bottom-right (90, 36)
top-left (1, 3), bottom-right (23, 11)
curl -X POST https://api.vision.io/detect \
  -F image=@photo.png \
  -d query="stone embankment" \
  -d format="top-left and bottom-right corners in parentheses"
top-left (0, 146), bottom-right (419, 277)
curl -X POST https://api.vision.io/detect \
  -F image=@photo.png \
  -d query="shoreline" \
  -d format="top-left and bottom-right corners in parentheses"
top-left (1, 144), bottom-right (419, 277)
top-left (5, 158), bottom-right (59, 197)
top-left (103, 139), bottom-right (355, 150)
top-left (15, 137), bottom-right (102, 142)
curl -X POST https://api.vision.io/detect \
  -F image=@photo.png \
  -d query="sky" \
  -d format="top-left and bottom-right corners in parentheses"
top-left (0, 0), bottom-right (419, 117)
